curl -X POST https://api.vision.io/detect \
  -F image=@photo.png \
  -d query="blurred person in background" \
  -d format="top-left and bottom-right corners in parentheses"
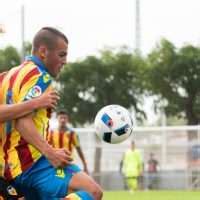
top-left (47, 111), bottom-right (89, 174)
top-left (121, 141), bottom-right (143, 192)
top-left (147, 152), bottom-right (159, 190)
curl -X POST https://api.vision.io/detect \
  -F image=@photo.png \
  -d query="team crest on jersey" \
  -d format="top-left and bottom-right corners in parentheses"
top-left (43, 73), bottom-right (50, 83)
top-left (25, 85), bottom-right (42, 100)
top-left (7, 185), bottom-right (18, 196)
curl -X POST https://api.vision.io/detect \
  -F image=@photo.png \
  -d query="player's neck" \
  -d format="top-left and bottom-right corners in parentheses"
top-left (58, 126), bottom-right (67, 132)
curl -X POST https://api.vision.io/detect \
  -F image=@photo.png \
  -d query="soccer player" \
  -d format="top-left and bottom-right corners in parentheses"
top-left (1, 27), bottom-right (102, 200)
top-left (0, 73), bottom-right (59, 200)
top-left (121, 141), bottom-right (143, 192)
top-left (47, 111), bottom-right (89, 174)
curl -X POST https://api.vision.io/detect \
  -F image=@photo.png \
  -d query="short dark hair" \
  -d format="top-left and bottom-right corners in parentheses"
top-left (32, 27), bottom-right (68, 52)
top-left (57, 110), bottom-right (68, 116)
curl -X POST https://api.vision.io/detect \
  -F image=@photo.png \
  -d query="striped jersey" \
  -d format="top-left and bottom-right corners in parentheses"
top-left (1, 56), bottom-right (52, 180)
top-left (0, 72), bottom-right (7, 176)
top-left (47, 128), bottom-right (80, 153)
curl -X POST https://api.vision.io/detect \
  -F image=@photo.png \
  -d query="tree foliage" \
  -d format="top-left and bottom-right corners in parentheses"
top-left (0, 46), bottom-right (21, 72)
top-left (58, 48), bottom-right (146, 125)
top-left (147, 39), bottom-right (200, 125)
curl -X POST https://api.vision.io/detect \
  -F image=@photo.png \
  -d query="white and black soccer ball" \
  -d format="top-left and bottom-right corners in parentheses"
top-left (94, 105), bottom-right (133, 144)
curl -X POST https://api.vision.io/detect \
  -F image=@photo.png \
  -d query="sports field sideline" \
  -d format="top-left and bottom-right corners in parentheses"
top-left (103, 190), bottom-right (200, 200)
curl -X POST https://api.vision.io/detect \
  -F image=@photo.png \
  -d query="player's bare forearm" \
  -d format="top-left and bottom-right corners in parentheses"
top-left (0, 90), bottom-right (59, 122)
top-left (15, 115), bottom-right (73, 168)
top-left (0, 101), bottom-right (38, 122)
top-left (15, 114), bottom-right (54, 156)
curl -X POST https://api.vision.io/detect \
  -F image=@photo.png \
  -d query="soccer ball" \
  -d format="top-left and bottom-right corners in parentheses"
top-left (94, 104), bottom-right (133, 144)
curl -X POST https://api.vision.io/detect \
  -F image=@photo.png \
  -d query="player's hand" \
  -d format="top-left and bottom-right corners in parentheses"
top-left (45, 148), bottom-right (73, 168)
top-left (36, 89), bottom-right (60, 109)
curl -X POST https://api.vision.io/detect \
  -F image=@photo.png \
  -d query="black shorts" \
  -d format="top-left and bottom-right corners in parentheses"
top-left (0, 177), bottom-right (21, 200)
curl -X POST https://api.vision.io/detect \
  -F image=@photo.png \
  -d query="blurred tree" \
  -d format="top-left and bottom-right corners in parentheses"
top-left (147, 39), bottom-right (200, 138)
top-left (0, 46), bottom-right (20, 72)
top-left (58, 48), bottom-right (146, 125)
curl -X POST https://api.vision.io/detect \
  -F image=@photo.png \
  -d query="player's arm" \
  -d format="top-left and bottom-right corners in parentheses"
top-left (0, 90), bottom-right (59, 122)
top-left (76, 146), bottom-right (89, 174)
top-left (14, 69), bottom-right (71, 168)
top-left (15, 114), bottom-right (73, 168)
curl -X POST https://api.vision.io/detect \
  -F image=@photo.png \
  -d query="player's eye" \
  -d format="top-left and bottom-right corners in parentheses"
top-left (59, 52), bottom-right (67, 58)
top-left (59, 54), bottom-right (66, 58)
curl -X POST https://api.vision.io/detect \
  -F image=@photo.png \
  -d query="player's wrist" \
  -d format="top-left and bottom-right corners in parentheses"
top-left (31, 98), bottom-right (41, 110)
top-left (42, 143), bottom-right (54, 158)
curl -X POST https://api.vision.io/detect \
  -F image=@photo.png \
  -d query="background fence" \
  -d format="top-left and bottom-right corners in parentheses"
top-left (72, 125), bottom-right (200, 190)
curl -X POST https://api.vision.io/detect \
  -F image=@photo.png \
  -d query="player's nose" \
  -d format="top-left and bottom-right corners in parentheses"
top-left (62, 57), bottom-right (67, 65)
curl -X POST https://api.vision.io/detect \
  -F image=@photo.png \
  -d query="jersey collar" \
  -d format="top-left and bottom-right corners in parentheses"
top-left (25, 55), bottom-right (48, 73)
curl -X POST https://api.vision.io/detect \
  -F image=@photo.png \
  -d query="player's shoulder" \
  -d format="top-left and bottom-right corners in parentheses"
top-left (134, 149), bottom-right (142, 156)
top-left (2, 60), bottom-right (40, 80)
top-left (20, 60), bottom-right (39, 73)
top-left (0, 71), bottom-right (8, 83)
top-left (4, 59), bottom-right (52, 84)
top-left (125, 149), bottom-right (132, 155)
top-left (135, 149), bottom-right (140, 153)
top-left (22, 61), bottom-right (52, 88)
top-left (0, 66), bottom-right (19, 87)
top-left (3, 66), bottom-right (19, 77)
top-left (21, 59), bottom-right (51, 77)
top-left (23, 61), bottom-right (50, 78)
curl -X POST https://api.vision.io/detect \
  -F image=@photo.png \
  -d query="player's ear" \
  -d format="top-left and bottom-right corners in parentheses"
top-left (38, 45), bottom-right (47, 60)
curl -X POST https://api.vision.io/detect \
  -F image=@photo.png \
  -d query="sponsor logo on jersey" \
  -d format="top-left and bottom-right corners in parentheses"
top-left (55, 168), bottom-right (65, 178)
top-left (43, 73), bottom-right (50, 83)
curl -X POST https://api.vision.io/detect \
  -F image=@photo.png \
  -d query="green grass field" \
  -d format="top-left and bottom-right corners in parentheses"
top-left (103, 191), bottom-right (200, 200)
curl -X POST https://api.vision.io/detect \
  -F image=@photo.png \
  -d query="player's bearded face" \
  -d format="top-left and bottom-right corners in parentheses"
top-left (44, 38), bottom-right (68, 77)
